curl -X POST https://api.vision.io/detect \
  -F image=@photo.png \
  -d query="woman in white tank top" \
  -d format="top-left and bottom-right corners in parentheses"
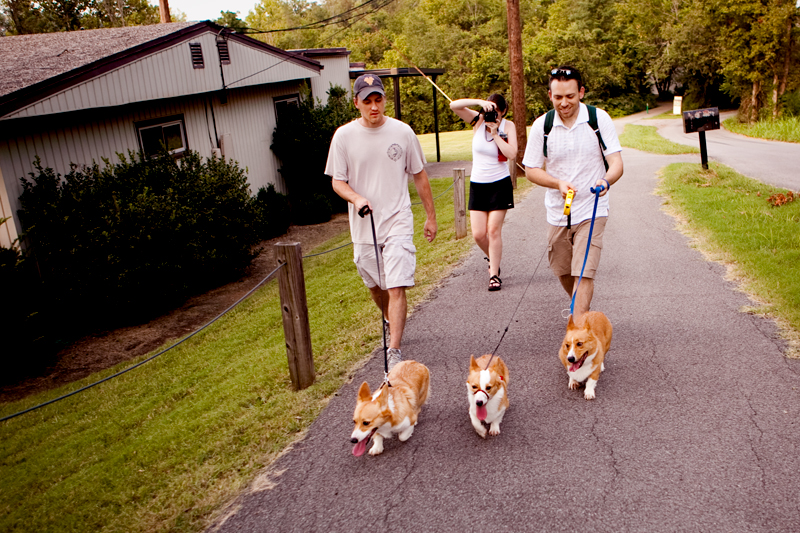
top-left (450, 93), bottom-right (518, 291)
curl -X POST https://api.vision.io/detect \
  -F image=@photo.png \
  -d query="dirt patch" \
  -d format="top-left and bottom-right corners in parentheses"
top-left (1, 214), bottom-right (350, 404)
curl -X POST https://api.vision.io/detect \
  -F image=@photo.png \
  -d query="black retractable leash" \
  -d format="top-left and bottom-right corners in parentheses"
top-left (358, 204), bottom-right (391, 385)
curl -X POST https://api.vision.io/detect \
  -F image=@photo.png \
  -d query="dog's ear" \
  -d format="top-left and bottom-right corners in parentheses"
top-left (567, 314), bottom-right (576, 330)
top-left (358, 381), bottom-right (372, 402)
top-left (469, 355), bottom-right (480, 371)
top-left (376, 383), bottom-right (389, 406)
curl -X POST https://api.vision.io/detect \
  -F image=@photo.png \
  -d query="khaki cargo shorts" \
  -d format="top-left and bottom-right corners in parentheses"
top-left (353, 235), bottom-right (416, 290)
top-left (547, 217), bottom-right (607, 279)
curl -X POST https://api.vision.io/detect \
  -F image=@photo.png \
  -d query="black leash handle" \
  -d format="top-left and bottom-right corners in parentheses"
top-left (358, 205), bottom-right (390, 379)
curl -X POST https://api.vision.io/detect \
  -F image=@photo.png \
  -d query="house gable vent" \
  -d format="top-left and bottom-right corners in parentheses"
top-left (217, 40), bottom-right (231, 65)
top-left (189, 43), bottom-right (204, 69)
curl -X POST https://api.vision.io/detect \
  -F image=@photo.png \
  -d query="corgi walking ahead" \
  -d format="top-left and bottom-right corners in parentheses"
top-left (466, 354), bottom-right (509, 438)
top-left (559, 312), bottom-right (612, 400)
top-left (351, 361), bottom-right (430, 456)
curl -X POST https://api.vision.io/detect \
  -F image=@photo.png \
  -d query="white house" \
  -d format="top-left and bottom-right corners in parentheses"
top-left (0, 21), bottom-right (352, 248)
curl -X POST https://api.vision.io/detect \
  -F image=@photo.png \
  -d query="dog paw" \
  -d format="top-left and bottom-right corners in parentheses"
top-left (398, 426), bottom-right (414, 441)
top-left (568, 378), bottom-right (579, 390)
top-left (368, 444), bottom-right (384, 455)
top-left (584, 390), bottom-right (596, 400)
top-left (474, 426), bottom-right (487, 439)
top-left (489, 424), bottom-right (501, 436)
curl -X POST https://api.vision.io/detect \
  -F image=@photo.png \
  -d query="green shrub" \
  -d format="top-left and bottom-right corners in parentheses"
top-left (0, 220), bottom-right (55, 380)
top-left (254, 184), bottom-right (291, 239)
top-left (781, 90), bottom-right (800, 118)
top-left (271, 84), bottom-right (358, 225)
top-left (17, 150), bottom-right (260, 329)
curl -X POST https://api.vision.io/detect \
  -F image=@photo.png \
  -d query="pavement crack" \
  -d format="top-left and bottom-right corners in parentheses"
top-left (589, 412), bottom-right (621, 509)
top-left (743, 394), bottom-right (768, 492)
top-left (650, 340), bottom-right (680, 399)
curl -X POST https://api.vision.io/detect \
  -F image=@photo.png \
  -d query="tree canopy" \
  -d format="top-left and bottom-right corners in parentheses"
top-left (2, 0), bottom-right (797, 124)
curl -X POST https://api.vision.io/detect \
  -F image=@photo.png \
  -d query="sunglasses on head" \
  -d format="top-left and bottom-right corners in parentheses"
top-left (550, 68), bottom-right (573, 76)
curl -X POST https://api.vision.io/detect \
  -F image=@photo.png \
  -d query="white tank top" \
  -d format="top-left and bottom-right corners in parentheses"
top-left (470, 118), bottom-right (509, 184)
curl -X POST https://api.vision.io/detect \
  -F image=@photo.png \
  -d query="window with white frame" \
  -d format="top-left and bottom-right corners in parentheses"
top-left (274, 94), bottom-right (300, 123)
top-left (136, 115), bottom-right (188, 158)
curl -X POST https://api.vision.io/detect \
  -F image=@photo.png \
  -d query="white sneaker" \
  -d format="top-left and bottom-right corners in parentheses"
top-left (386, 348), bottom-right (402, 371)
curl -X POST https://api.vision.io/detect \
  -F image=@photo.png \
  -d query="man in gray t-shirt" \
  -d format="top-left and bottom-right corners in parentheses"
top-left (325, 74), bottom-right (437, 369)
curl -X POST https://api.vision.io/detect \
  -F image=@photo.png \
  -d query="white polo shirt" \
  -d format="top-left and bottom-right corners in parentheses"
top-left (522, 103), bottom-right (621, 226)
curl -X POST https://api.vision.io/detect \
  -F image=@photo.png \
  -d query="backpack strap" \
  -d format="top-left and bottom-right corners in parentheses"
top-left (542, 109), bottom-right (555, 158)
top-left (586, 104), bottom-right (609, 172)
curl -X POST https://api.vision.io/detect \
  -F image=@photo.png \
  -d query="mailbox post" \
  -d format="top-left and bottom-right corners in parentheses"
top-left (682, 107), bottom-right (720, 170)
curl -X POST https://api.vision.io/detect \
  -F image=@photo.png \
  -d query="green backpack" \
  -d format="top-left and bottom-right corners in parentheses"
top-left (542, 104), bottom-right (609, 171)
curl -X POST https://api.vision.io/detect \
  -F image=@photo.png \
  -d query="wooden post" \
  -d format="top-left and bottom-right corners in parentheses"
top-left (453, 168), bottom-right (467, 239)
top-left (159, 0), bottom-right (171, 23)
top-left (275, 243), bottom-right (315, 390)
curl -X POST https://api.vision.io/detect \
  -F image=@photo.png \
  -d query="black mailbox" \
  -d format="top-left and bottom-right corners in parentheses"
top-left (682, 107), bottom-right (720, 134)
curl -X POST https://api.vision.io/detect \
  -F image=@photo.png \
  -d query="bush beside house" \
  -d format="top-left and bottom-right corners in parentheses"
top-left (271, 84), bottom-right (358, 225)
top-left (5, 151), bottom-right (292, 375)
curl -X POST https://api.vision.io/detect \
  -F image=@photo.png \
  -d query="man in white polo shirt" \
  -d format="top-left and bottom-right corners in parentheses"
top-left (326, 74), bottom-right (437, 369)
top-left (522, 66), bottom-right (623, 322)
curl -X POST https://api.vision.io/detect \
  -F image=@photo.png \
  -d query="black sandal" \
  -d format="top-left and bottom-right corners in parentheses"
top-left (484, 257), bottom-right (500, 277)
top-left (488, 275), bottom-right (502, 291)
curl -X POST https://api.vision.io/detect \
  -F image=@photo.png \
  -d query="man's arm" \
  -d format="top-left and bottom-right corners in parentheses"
top-left (412, 169), bottom-right (437, 242)
top-left (594, 151), bottom-right (623, 197)
top-left (331, 178), bottom-right (370, 213)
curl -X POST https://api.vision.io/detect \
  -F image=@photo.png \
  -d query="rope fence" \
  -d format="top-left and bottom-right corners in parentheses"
top-left (1, 170), bottom-right (470, 423)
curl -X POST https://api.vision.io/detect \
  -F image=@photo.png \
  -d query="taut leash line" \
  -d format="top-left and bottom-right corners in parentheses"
top-left (569, 184), bottom-right (605, 316)
top-left (358, 205), bottom-right (390, 384)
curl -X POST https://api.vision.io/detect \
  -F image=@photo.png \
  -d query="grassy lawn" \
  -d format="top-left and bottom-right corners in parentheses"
top-left (658, 162), bottom-right (800, 356)
top-left (0, 178), bottom-right (531, 532)
top-left (619, 124), bottom-right (699, 154)
top-left (723, 116), bottom-right (800, 143)
top-left (417, 128), bottom-right (473, 162)
top-left (645, 110), bottom-right (683, 120)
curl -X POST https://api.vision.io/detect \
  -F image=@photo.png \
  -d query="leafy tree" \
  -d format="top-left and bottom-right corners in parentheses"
top-left (216, 10), bottom-right (248, 31)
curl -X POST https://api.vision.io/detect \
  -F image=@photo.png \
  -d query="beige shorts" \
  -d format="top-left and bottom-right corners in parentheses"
top-left (353, 235), bottom-right (416, 290)
top-left (547, 217), bottom-right (607, 278)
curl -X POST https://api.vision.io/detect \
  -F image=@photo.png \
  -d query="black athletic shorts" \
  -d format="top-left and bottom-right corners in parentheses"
top-left (468, 176), bottom-right (514, 212)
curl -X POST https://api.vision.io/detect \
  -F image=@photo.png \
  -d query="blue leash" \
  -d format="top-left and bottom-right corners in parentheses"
top-left (569, 184), bottom-right (606, 316)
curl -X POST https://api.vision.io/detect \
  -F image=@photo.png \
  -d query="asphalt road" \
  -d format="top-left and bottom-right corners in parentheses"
top-left (638, 107), bottom-right (800, 191)
top-left (210, 111), bottom-right (800, 532)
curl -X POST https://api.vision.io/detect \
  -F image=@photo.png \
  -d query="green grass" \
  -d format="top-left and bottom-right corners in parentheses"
top-left (619, 124), bottom-right (700, 154)
top-left (658, 162), bottom-right (800, 354)
top-left (0, 178), bottom-right (531, 533)
top-left (645, 110), bottom-right (683, 120)
top-left (723, 116), bottom-right (800, 143)
top-left (417, 129), bottom-right (473, 162)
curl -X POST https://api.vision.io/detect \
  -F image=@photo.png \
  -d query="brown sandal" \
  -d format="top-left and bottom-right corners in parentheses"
top-left (488, 275), bottom-right (502, 291)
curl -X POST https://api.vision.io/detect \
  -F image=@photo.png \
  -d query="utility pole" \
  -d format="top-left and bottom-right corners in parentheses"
top-left (506, 0), bottom-right (526, 173)
top-left (159, 0), bottom-right (171, 23)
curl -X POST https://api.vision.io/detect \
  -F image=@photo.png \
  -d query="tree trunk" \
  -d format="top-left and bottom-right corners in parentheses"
top-left (506, 0), bottom-right (527, 174)
top-left (750, 79), bottom-right (761, 123)
top-left (773, 73), bottom-right (779, 120)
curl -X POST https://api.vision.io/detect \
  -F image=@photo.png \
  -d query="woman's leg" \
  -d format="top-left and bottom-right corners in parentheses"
top-left (470, 210), bottom-right (490, 258)
top-left (486, 210), bottom-right (507, 277)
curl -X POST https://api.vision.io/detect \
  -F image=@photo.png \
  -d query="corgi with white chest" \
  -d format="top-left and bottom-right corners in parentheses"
top-left (559, 312), bottom-right (613, 400)
top-left (466, 354), bottom-right (509, 438)
top-left (351, 360), bottom-right (430, 456)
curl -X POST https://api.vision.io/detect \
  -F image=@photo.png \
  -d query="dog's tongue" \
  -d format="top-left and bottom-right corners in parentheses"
top-left (476, 404), bottom-right (488, 421)
top-left (569, 361), bottom-right (582, 372)
top-left (352, 438), bottom-right (368, 457)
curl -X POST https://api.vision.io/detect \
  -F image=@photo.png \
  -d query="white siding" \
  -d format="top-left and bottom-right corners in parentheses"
top-left (0, 84), bottom-right (303, 239)
top-left (309, 55), bottom-right (353, 104)
top-left (3, 33), bottom-right (320, 120)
